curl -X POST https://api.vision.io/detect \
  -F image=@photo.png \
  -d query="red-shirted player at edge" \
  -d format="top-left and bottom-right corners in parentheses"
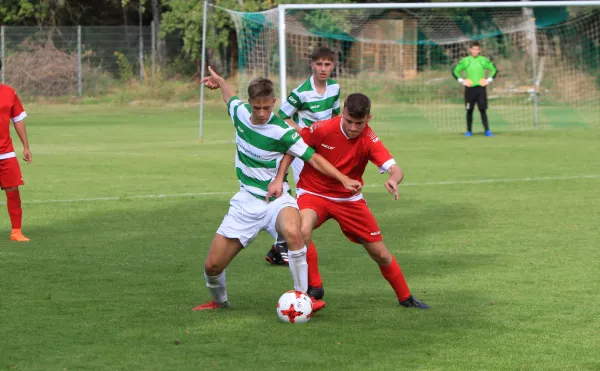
top-left (268, 93), bottom-right (429, 309)
top-left (0, 61), bottom-right (32, 242)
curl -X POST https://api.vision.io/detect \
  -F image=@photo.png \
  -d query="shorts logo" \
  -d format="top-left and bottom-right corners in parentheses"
top-left (321, 143), bottom-right (335, 150)
top-left (370, 231), bottom-right (381, 236)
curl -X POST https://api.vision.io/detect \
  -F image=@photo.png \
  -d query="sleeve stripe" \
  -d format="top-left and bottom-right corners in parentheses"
top-left (378, 159), bottom-right (396, 174)
top-left (12, 111), bottom-right (27, 122)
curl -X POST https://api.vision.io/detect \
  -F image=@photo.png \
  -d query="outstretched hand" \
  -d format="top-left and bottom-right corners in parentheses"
top-left (201, 66), bottom-right (222, 90)
top-left (384, 179), bottom-right (399, 200)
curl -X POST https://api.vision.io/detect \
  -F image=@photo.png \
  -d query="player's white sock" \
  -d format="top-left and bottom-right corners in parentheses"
top-left (204, 270), bottom-right (229, 305)
top-left (287, 246), bottom-right (308, 293)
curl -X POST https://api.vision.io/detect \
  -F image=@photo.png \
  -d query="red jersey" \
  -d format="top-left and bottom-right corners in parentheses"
top-left (0, 85), bottom-right (27, 156)
top-left (296, 116), bottom-right (396, 200)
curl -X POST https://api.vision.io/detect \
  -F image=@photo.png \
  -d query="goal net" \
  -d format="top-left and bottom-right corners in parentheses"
top-left (208, 4), bottom-right (600, 134)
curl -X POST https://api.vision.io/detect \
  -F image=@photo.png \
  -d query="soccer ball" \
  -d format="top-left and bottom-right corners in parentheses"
top-left (276, 290), bottom-right (313, 323)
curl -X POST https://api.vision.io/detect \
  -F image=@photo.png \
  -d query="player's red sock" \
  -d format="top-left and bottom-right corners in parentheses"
top-left (6, 190), bottom-right (22, 231)
top-left (307, 241), bottom-right (323, 288)
top-left (379, 255), bottom-right (411, 301)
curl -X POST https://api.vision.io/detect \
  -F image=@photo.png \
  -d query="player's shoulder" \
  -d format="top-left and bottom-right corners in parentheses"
top-left (268, 115), bottom-right (291, 130)
top-left (326, 79), bottom-right (341, 95)
top-left (308, 116), bottom-right (340, 134)
top-left (228, 95), bottom-right (244, 109)
top-left (295, 78), bottom-right (313, 94)
top-left (0, 84), bottom-right (16, 95)
top-left (326, 78), bottom-right (339, 87)
top-left (362, 125), bottom-right (382, 144)
top-left (228, 96), bottom-right (251, 116)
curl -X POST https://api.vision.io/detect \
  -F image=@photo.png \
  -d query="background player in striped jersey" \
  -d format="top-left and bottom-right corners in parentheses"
top-left (0, 61), bottom-right (32, 242)
top-left (266, 46), bottom-right (341, 266)
top-left (193, 66), bottom-right (361, 311)
top-left (268, 93), bottom-right (429, 309)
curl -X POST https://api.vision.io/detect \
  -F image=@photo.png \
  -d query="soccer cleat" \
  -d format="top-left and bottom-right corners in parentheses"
top-left (310, 297), bottom-right (326, 313)
top-left (265, 242), bottom-right (289, 266)
top-left (10, 231), bottom-right (30, 242)
top-left (307, 286), bottom-right (325, 300)
top-left (192, 300), bottom-right (231, 311)
top-left (485, 130), bottom-right (494, 137)
top-left (399, 295), bottom-right (430, 309)
top-left (464, 131), bottom-right (472, 137)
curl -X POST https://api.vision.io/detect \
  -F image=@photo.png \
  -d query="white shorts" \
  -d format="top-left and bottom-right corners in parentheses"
top-left (216, 189), bottom-right (299, 247)
top-left (291, 157), bottom-right (305, 186)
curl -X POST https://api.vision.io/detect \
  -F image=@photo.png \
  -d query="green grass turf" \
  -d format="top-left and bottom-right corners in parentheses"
top-left (1, 102), bottom-right (599, 370)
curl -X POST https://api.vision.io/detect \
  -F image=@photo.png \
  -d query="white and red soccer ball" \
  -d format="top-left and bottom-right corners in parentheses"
top-left (276, 290), bottom-right (312, 323)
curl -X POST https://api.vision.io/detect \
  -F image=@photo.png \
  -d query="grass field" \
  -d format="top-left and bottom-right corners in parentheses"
top-left (1, 101), bottom-right (600, 370)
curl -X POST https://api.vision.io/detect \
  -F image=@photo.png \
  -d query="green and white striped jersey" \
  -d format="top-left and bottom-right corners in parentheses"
top-left (228, 96), bottom-right (315, 198)
top-left (278, 76), bottom-right (341, 128)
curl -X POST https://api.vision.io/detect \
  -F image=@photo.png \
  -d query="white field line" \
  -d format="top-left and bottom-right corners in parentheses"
top-left (1, 174), bottom-right (599, 205)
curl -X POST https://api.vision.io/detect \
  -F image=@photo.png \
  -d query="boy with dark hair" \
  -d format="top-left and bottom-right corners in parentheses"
top-left (269, 93), bottom-right (429, 309)
top-left (266, 46), bottom-right (342, 265)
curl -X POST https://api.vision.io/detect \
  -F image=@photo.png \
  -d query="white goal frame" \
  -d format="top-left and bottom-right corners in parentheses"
top-left (200, 0), bottom-right (600, 140)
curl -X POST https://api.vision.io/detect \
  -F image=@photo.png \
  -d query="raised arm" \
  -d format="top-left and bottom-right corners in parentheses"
top-left (201, 66), bottom-right (236, 106)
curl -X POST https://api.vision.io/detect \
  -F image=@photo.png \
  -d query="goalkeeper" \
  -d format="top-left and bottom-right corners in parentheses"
top-left (452, 41), bottom-right (498, 137)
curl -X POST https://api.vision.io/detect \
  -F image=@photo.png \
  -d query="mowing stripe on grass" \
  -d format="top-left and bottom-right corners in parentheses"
top-left (3, 174), bottom-right (599, 205)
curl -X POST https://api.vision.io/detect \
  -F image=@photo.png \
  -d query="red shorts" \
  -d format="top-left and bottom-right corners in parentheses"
top-left (298, 193), bottom-right (383, 244)
top-left (0, 157), bottom-right (24, 189)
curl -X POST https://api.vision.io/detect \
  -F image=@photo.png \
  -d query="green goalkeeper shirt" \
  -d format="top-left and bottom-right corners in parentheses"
top-left (453, 56), bottom-right (498, 87)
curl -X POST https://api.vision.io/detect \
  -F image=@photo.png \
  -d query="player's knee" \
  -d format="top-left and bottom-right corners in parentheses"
top-left (282, 226), bottom-right (304, 250)
top-left (204, 260), bottom-right (224, 276)
top-left (300, 225), bottom-right (313, 244)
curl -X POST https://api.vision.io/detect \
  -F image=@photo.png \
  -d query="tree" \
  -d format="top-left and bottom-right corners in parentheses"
top-left (151, 0), bottom-right (167, 67)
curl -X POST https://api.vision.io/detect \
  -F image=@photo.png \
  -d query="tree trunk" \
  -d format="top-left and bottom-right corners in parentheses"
top-left (151, 0), bottom-right (167, 66)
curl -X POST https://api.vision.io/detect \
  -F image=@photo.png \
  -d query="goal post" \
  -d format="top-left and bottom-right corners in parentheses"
top-left (201, 1), bottom-right (600, 137)
top-left (277, 1), bottom-right (600, 105)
